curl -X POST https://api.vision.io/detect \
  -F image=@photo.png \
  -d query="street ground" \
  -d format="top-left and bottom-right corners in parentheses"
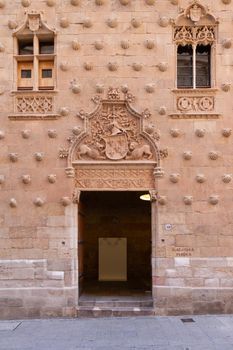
top-left (1, 315), bottom-right (233, 350)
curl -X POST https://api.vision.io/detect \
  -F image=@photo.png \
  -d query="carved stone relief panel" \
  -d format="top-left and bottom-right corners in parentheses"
top-left (170, 89), bottom-right (220, 119)
top-left (9, 93), bottom-right (59, 120)
top-left (75, 165), bottom-right (155, 190)
top-left (60, 88), bottom-right (167, 189)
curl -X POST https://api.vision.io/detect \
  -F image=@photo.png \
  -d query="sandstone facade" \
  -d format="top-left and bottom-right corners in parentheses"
top-left (0, 0), bottom-right (233, 318)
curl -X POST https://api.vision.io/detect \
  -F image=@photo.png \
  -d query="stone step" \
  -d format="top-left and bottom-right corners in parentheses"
top-left (78, 299), bottom-right (153, 308)
top-left (77, 306), bottom-right (155, 318)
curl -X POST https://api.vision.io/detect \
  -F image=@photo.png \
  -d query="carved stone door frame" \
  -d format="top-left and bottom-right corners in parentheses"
top-left (60, 88), bottom-right (167, 305)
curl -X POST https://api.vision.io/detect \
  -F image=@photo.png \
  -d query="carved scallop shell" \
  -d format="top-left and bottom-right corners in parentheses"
top-left (61, 197), bottom-right (71, 206)
top-left (222, 128), bottom-right (232, 137)
top-left (83, 18), bottom-right (92, 28)
top-left (170, 128), bottom-right (180, 137)
top-left (221, 83), bottom-right (231, 92)
top-left (22, 175), bottom-right (31, 184)
top-left (107, 17), bottom-right (118, 28)
top-left (131, 18), bottom-right (141, 28)
top-left (48, 129), bottom-right (57, 138)
top-left (144, 124), bottom-right (155, 135)
top-left (72, 40), bottom-right (80, 50)
top-left (121, 40), bottom-right (130, 49)
top-left (158, 16), bottom-right (170, 27)
top-left (9, 198), bottom-right (17, 208)
top-left (119, 0), bottom-right (130, 4)
top-left (208, 151), bottom-right (219, 160)
top-left (183, 196), bottom-right (193, 205)
top-left (0, 1), bottom-right (5, 8)
top-left (60, 18), bottom-right (69, 28)
top-left (158, 196), bottom-right (167, 205)
top-left (95, 0), bottom-right (105, 5)
top-left (158, 106), bottom-right (167, 115)
top-left (0, 130), bottom-right (4, 139)
top-left (121, 84), bottom-right (128, 93)
top-left (0, 43), bottom-right (4, 52)
top-left (108, 62), bottom-right (118, 71)
top-left (70, 0), bottom-right (80, 5)
top-left (222, 38), bottom-right (232, 49)
top-left (34, 152), bottom-right (44, 161)
top-left (222, 0), bottom-right (231, 3)
top-left (169, 173), bottom-right (180, 183)
top-left (71, 83), bottom-right (81, 94)
top-left (72, 126), bottom-right (82, 135)
top-left (94, 41), bottom-right (104, 50)
top-left (196, 174), bottom-right (206, 183)
top-left (96, 84), bottom-right (104, 93)
top-left (46, 0), bottom-right (56, 6)
top-left (8, 20), bottom-right (18, 30)
top-left (195, 128), bottom-right (206, 137)
top-left (34, 198), bottom-right (44, 207)
top-left (145, 40), bottom-right (155, 49)
top-left (183, 151), bottom-right (192, 160)
top-left (145, 0), bottom-right (155, 5)
top-left (9, 153), bottom-right (18, 162)
top-left (48, 174), bottom-right (57, 183)
top-left (132, 63), bottom-right (142, 71)
top-left (84, 62), bottom-right (93, 71)
top-left (145, 84), bottom-right (154, 93)
top-left (157, 62), bottom-right (168, 72)
top-left (60, 62), bottom-right (69, 71)
top-left (170, 0), bottom-right (178, 4)
top-left (208, 195), bottom-right (219, 205)
top-left (21, 129), bottom-right (31, 139)
top-left (60, 107), bottom-right (69, 116)
top-left (0, 175), bottom-right (5, 184)
top-left (222, 174), bottom-right (232, 183)
top-left (21, 0), bottom-right (31, 6)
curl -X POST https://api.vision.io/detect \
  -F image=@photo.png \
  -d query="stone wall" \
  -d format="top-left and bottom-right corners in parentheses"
top-left (0, 0), bottom-right (233, 317)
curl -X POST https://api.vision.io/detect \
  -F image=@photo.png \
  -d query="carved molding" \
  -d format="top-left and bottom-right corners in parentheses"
top-left (74, 166), bottom-right (156, 190)
top-left (9, 94), bottom-right (59, 120)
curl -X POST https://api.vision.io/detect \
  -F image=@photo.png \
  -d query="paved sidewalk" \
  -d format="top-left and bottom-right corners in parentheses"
top-left (1, 316), bottom-right (233, 350)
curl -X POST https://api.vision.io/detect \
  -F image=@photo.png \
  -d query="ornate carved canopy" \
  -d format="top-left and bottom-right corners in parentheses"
top-left (13, 11), bottom-right (56, 36)
top-left (173, 0), bottom-right (218, 46)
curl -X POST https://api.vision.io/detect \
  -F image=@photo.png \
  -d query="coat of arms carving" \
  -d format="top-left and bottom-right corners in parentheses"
top-left (67, 88), bottom-right (160, 163)
top-left (60, 88), bottom-right (167, 186)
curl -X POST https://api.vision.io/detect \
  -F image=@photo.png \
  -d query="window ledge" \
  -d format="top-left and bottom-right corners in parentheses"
top-left (172, 88), bottom-right (219, 94)
top-left (11, 90), bottom-right (58, 95)
top-left (169, 113), bottom-right (220, 120)
top-left (8, 113), bottom-right (60, 121)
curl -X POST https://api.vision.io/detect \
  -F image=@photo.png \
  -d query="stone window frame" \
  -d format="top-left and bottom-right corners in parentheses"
top-left (173, 1), bottom-right (218, 90)
top-left (12, 11), bottom-right (57, 92)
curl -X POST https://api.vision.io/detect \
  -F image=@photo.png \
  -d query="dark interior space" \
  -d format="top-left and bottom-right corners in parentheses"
top-left (78, 191), bottom-right (152, 297)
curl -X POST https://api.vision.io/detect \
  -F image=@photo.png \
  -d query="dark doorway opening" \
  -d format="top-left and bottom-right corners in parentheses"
top-left (78, 191), bottom-right (152, 300)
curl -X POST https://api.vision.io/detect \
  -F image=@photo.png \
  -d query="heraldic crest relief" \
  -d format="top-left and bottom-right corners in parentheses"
top-left (59, 88), bottom-right (167, 187)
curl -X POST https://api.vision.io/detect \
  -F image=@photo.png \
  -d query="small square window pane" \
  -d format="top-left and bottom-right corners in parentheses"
top-left (21, 69), bottom-right (32, 78)
top-left (18, 40), bottom-right (33, 55)
top-left (42, 69), bottom-right (52, 78)
top-left (39, 40), bottom-right (54, 54)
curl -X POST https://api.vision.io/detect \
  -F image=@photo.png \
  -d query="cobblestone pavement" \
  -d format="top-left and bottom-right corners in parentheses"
top-left (1, 316), bottom-right (233, 350)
